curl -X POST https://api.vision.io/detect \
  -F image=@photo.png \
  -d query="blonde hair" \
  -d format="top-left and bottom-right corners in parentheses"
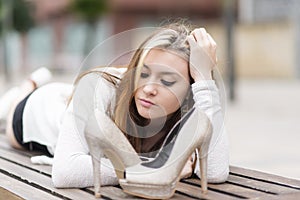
top-left (67, 68), bottom-right (120, 106)
top-left (114, 23), bottom-right (195, 153)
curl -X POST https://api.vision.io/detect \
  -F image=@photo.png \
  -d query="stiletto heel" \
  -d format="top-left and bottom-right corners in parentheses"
top-left (199, 148), bottom-right (208, 194)
top-left (85, 136), bottom-right (104, 198)
top-left (197, 117), bottom-right (212, 194)
top-left (119, 107), bottom-right (212, 199)
top-left (92, 153), bottom-right (102, 198)
top-left (84, 109), bottom-right (141, 198)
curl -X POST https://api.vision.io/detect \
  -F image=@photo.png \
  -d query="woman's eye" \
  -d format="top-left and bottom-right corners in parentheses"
top-left (140, 72), bottom-right (149, 78)
top-left (161, 79), bottom-right (176, 86)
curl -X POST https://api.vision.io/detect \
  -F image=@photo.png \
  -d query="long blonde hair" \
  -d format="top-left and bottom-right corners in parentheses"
top-left (114, 23), bottom-right (195, 153)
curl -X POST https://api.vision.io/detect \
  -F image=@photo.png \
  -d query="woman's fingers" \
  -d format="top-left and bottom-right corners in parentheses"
top-left (191, 28), bottom-right (217, 55)
top-left (187, 35), bottom-right (197, 48)
top-left (191, 28), bottom-right (210, 48)
top-left (190, 28), bottom-right (217, 64)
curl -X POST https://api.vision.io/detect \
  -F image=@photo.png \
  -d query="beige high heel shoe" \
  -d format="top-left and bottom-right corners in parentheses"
top-left (119, 107), bottom-right (212, 199)
top-left (84, 109), bottom-right (141, 198)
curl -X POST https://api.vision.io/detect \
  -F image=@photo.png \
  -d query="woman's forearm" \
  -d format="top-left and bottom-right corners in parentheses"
top-left (191, 80), bottom-right (229, 182)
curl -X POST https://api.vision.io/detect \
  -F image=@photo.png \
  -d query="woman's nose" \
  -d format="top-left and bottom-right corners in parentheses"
top-left (142, 83), bottom-right (158, 96)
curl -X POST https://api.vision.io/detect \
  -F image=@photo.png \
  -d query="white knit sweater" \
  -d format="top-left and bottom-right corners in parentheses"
top-left (39, 67), bottom-right (229, 187)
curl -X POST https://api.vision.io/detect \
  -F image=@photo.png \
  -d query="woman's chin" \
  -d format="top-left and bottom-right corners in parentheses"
top-left (136, 106), bottom-right (167, 120)
top-left (139, 112), bottom-right (167, 121)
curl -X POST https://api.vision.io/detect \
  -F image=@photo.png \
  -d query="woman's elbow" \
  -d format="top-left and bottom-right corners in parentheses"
top-left (52, 164), bottom-right (70, 188)
top-left (52, 159), bottom-right (93, 188)
top-left (207, 166), bottom-right (229, 183)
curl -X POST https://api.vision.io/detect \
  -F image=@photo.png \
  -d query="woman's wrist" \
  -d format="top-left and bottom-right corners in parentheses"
top-left (193, 71), bottom-right (212, 82)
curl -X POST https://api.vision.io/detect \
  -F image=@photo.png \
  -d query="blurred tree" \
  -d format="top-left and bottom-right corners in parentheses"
top-left (69, 0), bottom-right (108, 56)
top-left (0, 0), bottom-right (35, 77)
top-left (0, 1), bottom-right (2, 34)
top-left (11, 0), bottom-right (34, 33)
top-left (12, 0), bottom-right (35, 72)
top-left (0, 0), bottom-right (11, 80)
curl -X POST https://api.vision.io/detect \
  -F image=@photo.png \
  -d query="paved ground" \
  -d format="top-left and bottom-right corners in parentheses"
top-left (226, 79), bottom-right (300, 180)
top-left (1, 72), bottom-right (300, 180)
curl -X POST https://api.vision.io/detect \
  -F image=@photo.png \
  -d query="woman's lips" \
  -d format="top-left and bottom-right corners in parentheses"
top-left (139, 98), bottom-right (155, 108)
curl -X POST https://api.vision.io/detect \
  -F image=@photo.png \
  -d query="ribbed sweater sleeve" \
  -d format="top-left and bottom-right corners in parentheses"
top-left (191, 80), bottom-right (229, 183)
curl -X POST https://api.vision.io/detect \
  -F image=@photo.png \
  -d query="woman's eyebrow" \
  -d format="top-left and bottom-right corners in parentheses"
top-left (143, 63), bottom-right (180, 78)
top-left (160, 71), bottom-right (179, 77)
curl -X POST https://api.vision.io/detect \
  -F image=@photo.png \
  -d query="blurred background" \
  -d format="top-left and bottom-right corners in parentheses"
top-left (0, 0), bottom-right (299, 179)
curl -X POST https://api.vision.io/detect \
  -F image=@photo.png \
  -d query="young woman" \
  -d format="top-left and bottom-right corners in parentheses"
top-left (1, 23), bottom-right (229, 192)
top-left (53, 22), bottom-right (229, 190)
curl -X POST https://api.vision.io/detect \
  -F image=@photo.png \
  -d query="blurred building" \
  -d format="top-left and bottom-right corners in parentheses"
top-left (237, 0), bottom-right (299, 78)
top-left (1, 0), bottom-right (300, 79)
top-left (108, 0), bottom-right (222, 33)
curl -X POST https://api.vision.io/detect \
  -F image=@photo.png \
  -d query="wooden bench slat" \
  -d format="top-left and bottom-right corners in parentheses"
top-left (0, 158), bottom-right (96, 199)
top-left (230, 166), bottom-right (300, 189)
top-left (228, 174), bottom-right (299, 194)
top-left (0, 147), bottom-right (52, 175)
top-left (87, 185), bottom-right (195, 199)
top-left (184, 178), bottom-right (272, 199)
top-left (171, 193), bottom-right (196, 200)
top-left (254, 192), bottom-right (300, 200)
top-left (176, 181), bottom-right (236, 200)
top-left (0, 173), bottom-right (61, 200)
top-left (87, 186), bottom-right (146, 200)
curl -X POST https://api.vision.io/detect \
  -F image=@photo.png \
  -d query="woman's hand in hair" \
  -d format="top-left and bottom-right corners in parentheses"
top-left (187, 28), bottom-right (217, 81)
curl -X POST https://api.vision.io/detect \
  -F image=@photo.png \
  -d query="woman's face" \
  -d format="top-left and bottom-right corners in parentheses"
top-left (134, 49), bottom-right (190, 119)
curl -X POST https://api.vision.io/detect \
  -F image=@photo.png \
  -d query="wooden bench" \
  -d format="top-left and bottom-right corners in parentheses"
top-left (0, 133), bottom-right (299, 200)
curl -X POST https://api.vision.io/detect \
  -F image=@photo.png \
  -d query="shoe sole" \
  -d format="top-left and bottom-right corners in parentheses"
top-left (119, 179), bottom-right (176, 199)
